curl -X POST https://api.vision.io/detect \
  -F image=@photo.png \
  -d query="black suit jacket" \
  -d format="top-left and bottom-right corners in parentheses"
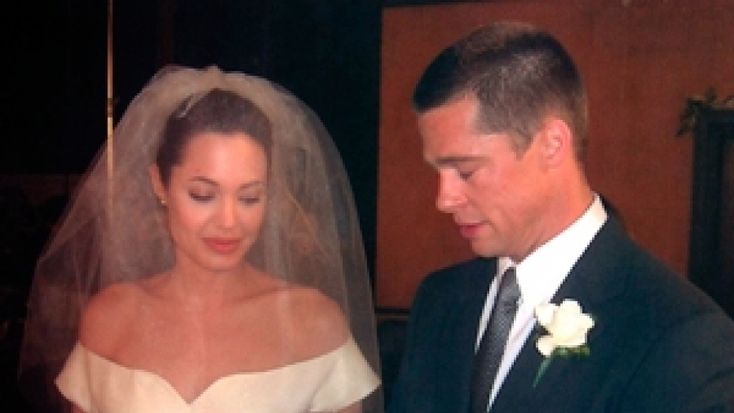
top-left (388, 218), bottom-right (734, 412)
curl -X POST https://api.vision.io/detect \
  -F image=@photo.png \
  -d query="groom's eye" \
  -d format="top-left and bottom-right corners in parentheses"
top-left (457, 169), bottom-right (475, 180)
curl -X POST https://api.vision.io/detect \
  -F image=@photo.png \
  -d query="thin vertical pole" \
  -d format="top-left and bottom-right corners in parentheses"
top-left (106, 0), bottom-right (114, 209)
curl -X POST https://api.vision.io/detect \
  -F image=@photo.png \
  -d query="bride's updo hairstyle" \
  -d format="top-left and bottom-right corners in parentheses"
top-left (155, 89), bottom-right (273, 186)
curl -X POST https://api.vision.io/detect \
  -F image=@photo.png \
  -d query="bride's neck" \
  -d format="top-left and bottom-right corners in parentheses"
top-left (164, 262), bottom-right (250, 308)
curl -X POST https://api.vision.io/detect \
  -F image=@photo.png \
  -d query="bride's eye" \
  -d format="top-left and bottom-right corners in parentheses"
top-left (189, 191), bottom-right (214, 202)
top-left (239, 196), bottom-right (261, 206)
top-left (239, 189), bottom-right (263, 206)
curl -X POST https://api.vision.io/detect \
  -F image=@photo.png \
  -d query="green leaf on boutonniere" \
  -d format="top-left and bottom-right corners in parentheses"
top-left (533, 357), bottom-right (553, 388)
top-left (532, 344), bottom-right (591, 388)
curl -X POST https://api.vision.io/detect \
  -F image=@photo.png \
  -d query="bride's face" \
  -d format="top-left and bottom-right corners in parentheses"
top-left (152, 132), bottom-right (268, 273)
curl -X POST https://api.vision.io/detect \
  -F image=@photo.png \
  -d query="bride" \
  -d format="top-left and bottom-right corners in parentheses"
top-left (19, 66), bottom-right (381, 413)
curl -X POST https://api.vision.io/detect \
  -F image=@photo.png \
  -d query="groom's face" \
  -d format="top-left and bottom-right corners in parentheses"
top-left (419, 95), bottom-right (550, 261)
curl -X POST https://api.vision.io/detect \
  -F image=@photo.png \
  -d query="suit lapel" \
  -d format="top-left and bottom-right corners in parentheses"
top-left (491, 218), bottom-right (631, 412)
top-left (441, 258), bottom-right (497, 410)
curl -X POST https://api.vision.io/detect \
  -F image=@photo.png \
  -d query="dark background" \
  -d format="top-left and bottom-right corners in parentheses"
top-left (1, 0), bottom-right (380, 263)
top-left (1, 1), bottom-right (382, 409)
top-left (1, 0), bottom-right (384, 274)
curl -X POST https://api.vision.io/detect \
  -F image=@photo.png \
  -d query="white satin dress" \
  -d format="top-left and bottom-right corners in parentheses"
top-left (56, 337), bottom-right (379, 413)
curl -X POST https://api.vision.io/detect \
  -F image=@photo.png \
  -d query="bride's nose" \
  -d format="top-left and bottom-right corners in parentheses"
top-left (215, 197), bottom-right (237, 228)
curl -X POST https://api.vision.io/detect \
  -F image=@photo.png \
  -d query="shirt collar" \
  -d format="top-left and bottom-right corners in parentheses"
top-left (499, 194), bottom-right (608, 308)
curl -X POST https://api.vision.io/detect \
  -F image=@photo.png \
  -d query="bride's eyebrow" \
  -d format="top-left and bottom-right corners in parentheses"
top-left (189, 176), bottom-right (265, 190)
top-left (238, 181), bottom-right (266, 191)
top-left (188, 176), bottom-right (217, 186)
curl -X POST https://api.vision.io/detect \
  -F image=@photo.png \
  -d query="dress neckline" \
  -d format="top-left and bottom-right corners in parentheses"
top-left (74, 339), bottom-right (351, 405)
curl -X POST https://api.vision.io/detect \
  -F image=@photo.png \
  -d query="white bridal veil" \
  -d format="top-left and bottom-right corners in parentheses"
top-left (20, 66), bottom-right (382, 412)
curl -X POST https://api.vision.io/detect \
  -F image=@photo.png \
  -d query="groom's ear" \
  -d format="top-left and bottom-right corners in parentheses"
top-left (536, 116), bottom-right (573, 169)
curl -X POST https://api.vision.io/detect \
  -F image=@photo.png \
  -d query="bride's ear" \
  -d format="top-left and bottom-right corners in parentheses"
top-left (149, 165), bottom-right (167, 205)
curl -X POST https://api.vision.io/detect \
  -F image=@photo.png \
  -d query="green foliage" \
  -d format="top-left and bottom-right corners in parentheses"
top-left (532, 344), bottom-right (591, 388)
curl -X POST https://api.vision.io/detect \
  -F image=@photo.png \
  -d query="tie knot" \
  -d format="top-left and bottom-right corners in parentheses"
top-left (496, 267), bottom-right (520, 308)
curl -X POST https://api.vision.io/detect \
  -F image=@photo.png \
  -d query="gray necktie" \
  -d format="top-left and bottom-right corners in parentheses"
top-left (470, 267), bottom-right (521, 413)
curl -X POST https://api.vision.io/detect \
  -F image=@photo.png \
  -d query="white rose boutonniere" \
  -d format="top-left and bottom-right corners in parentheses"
top-left (533, 299), bottom-right (594, 387)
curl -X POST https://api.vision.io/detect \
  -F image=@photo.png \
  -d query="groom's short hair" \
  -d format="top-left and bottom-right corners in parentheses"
top-left (413, 21), bottom-right (588, 160)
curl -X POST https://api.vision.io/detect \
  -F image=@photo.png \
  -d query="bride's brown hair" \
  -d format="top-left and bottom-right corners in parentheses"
top-left (155, 88), bottom-right (273, 185)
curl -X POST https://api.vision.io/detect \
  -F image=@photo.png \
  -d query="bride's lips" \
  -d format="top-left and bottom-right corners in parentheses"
top-left (203, 238), bottom-right (241, 254)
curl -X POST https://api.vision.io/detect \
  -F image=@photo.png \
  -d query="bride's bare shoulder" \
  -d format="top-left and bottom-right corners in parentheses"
top-left (277, 283), bottom-right (350, 351)
top-left (78, 280), bottom-right (147, 352)
top-left (245, 270), bottom-right (343, 323)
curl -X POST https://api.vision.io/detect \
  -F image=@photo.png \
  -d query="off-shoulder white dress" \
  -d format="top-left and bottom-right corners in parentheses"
top-left (56, 337), bottom-right (379, 413)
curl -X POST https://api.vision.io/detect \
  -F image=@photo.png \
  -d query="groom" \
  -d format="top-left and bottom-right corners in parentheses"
top-left (388, 21), bottom-right (734, 412)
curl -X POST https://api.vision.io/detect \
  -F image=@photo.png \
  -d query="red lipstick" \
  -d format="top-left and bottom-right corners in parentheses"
top-left (204, 238), bottom-right (240, 254)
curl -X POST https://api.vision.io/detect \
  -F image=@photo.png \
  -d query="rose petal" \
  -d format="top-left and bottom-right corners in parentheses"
top-left (535, 303), bottom-right (557, 327)
top-left (558, 299), bottom-right (582, 313)
top-left (558, 331), bottom-right (586, 347)
top-left (536, 335), bottom-right (556, 357)
top-left (581, 314), bottom-right (594, 329)
top-left (535, 299), bottom-right (594, 357)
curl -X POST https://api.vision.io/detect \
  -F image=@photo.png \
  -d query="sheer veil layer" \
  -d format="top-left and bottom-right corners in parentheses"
top-left (20, 66), bottom-right (382, 412)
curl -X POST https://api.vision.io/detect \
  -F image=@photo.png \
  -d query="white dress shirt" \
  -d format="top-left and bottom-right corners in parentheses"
top-left (475, 195), bottom-right (608, 409)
